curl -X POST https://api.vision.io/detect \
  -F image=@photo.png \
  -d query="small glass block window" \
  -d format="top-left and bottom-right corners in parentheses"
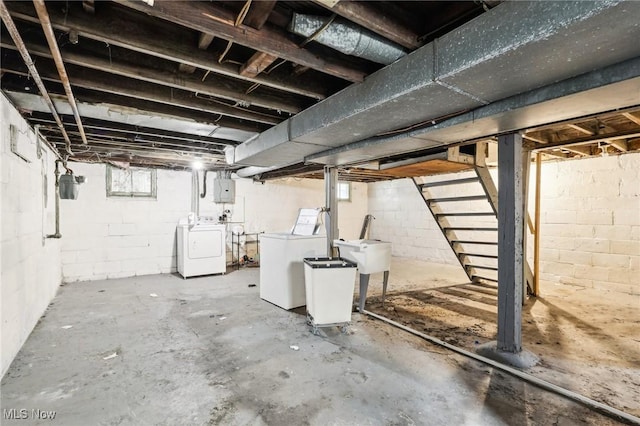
top-left (107, 166), bottom-right (157, 198)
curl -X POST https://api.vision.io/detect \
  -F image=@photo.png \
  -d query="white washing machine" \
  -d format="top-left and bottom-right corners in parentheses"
top-left (177, 218), bottom-right (227, 278)
top-left (259, 233), bottom-right (326, 310)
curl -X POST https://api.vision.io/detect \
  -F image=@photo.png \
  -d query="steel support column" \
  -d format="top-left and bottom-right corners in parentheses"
top-left (497, 133), bottom-right (523, 353)
top-left (324, 166), bottom-right (338, 257)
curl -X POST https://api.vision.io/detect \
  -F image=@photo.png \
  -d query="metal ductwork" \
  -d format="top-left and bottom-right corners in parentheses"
top-left (288, 13), bottom-right (406, 65)
top-left (232, 1), bottom-right (640, 169)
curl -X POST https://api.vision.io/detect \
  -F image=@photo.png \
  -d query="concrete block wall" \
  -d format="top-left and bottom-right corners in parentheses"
top-left (60, 163), bottom-right (190, 282)
top-left (368, 153), bottom-right (640, 294)
top-left (60, 165), bottom-right (367, 282)
top-left (537, 153), bottom-right (640, 294)
top-left (1, 94), bottom-right (62, 377)
top-left (367, 176), bottom-right (459, 264)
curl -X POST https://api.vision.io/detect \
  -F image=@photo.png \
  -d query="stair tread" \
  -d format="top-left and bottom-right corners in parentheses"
top-left (420, 177), bottom-right (479, 188)
top-left (465, 265), bottom-right (499, 271)
top-left (459, 253), bottom-right (498, 259)
top-left (444, 227), bottom-right (498, 231)
top-left (472, 275), bottom-right (499, 283)
top-left (428, 195), bottom-right (487, 203)
top-left (451, 240), bottom-right (498, 245)
top-left (435, 212), bottom-right (495, 217)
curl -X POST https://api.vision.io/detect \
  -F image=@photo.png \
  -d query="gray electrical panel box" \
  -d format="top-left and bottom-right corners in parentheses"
top-left (213, 179), bottom-right (235, 203)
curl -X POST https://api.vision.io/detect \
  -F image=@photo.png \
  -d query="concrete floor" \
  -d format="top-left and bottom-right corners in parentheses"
top-left (1, 263), bottom-right (621, 425)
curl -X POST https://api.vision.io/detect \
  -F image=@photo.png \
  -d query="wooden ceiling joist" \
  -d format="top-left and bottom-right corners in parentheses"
top-left (240, 52), bottom-right (279, 78)
top-left (0, 40), bottom-right (303, 114)
top-left (562, 145), bottom-right (593, 156)
top-left (243, 1), bottom-right (277, 30)
top-left (527, 129), bottom-right (640, 151)
top-left (111, 0), bottom-right (367, 83)
top-left (6, 2), bottom-right (328, 100)
top-left (622, 112), bottom-right (640, 127)
top-left (198, 32), bottom-right (215, 50)
top-left (1, 59), bottom-right (278, 127)
top-left (28, 113), bottom-right (235, 148)
top-left (608, 139), bottom-right (629, 152)
top-left (567, 123), bottom-right (594, 135)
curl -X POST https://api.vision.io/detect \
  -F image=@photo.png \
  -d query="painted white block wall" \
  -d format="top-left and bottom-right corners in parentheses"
top-left (368, 154), bottom-right (640, 294)
top-left (60, 166), bottom-right (367, 282)
top-left (1, 94), bottom-right (62, 377)
top-left (536, 153), bottom-right (640, 294)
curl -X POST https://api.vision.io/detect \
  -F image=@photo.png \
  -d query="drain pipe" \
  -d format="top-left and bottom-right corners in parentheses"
top-left (360, 309), bottom-right (640, 425)
top-left (46, 160), bottom-right (63, 239)
top-left (33, 0), bottom-right (88, 145)
top-left (0, 0), bottom-right (74, 156)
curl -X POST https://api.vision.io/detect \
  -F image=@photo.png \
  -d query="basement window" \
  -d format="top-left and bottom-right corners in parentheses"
top-left (337, 181), bottom-right (351, 202)
top-left (106, 165), bottom-right (157, 198)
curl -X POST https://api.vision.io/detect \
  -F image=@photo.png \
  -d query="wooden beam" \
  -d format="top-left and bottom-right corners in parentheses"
top-left (622, 112), bottom-right (640, 127)
top-left (198, 32), bottom-right (215, 50)
top-left (292, 64), bottom-right (310, 76)
top-left (608, 139), bottom-right (628, 152)
top-left (540, 151), bottom-right (570, 159)
top-left (526, 129), bottom-right (640, 150)
top-left (533, 152), bottom-right (541, 297)
top-left (312, 0), bottom-right (420, 50)
top-left (563, 145), bottom-right (592, 156)
top-left (2, 61), bottom-right (271, 132)
top-left (28, 113), bottom-right (235, 147)
top-left (50, 88), bottom-right (253, 136)
top-left (82, 0), bottom-right (94, 14)
top-left (6, 2), bottom-right (328, 100)
top-left (178, 63), bottom-right (197, 74)
top-left (112, 0), bottom-right (367, 83)
top-left (1, 40), bottom-right (304, 114)
top-left (567, 123), bottom-right (594, 135)
top-left (522, 134), bottom-right (547, 144)
top-left (243, 1), bottom-right (277, 30)
top-left (239, 51), bottom-right (278, 78)
top-left (180, 31), bottom-right (215, 74)
top-left (629, 138), bottom-right (640, 151)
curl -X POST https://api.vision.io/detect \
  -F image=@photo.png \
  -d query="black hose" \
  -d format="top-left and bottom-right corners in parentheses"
top-left (200, 170), bottom-right (207, 198)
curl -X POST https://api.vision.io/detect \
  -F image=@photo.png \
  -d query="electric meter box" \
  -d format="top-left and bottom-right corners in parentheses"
top-left (214, 179), bottom-right (235, 203)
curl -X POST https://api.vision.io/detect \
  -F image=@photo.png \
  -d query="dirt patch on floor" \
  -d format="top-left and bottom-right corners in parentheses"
top-left (365, 277), bottom-right (640, 419)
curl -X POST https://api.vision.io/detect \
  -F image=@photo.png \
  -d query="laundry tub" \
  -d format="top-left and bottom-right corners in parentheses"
top-left (334, 239), bottom-right (392, 311)
top-left (303, 257), bottom-right (357, 333)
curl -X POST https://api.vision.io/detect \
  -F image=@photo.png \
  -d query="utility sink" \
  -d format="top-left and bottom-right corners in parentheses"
top-left (333, 239), bottom-right (392, 312)
top-left (333, 239), bottom-right (391, 274)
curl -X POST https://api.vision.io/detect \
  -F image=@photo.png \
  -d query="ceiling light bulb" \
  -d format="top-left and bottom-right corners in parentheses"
top-left (192, 160), bottom-right (203, 170)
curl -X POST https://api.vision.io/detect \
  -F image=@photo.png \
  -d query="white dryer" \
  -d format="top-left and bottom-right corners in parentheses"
top-left (177, 218), bottom-right (226, 278)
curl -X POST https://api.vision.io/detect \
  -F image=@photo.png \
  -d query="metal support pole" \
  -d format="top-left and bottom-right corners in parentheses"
top-left (497, 133), bottom-right (523, 353)
top-left (324, 166), bottom-right (338, 257)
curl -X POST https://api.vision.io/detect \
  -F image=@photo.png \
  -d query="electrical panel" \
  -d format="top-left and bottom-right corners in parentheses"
top-left (213, 179), bottom-right (235, 203)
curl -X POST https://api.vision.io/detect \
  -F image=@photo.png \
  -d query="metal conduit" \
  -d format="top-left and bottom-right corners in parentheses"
top-left (33, 0), bottom-right (88, 145)
top-left (0, 0), bottom-right (74, 156)
top-left (360, 309), bottom-right (640, 425)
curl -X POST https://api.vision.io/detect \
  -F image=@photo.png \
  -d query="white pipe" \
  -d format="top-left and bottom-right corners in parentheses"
top-left (235, 165), bottom-right (279, 178)
top-left (360, 309), bottom-right (640, 425)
